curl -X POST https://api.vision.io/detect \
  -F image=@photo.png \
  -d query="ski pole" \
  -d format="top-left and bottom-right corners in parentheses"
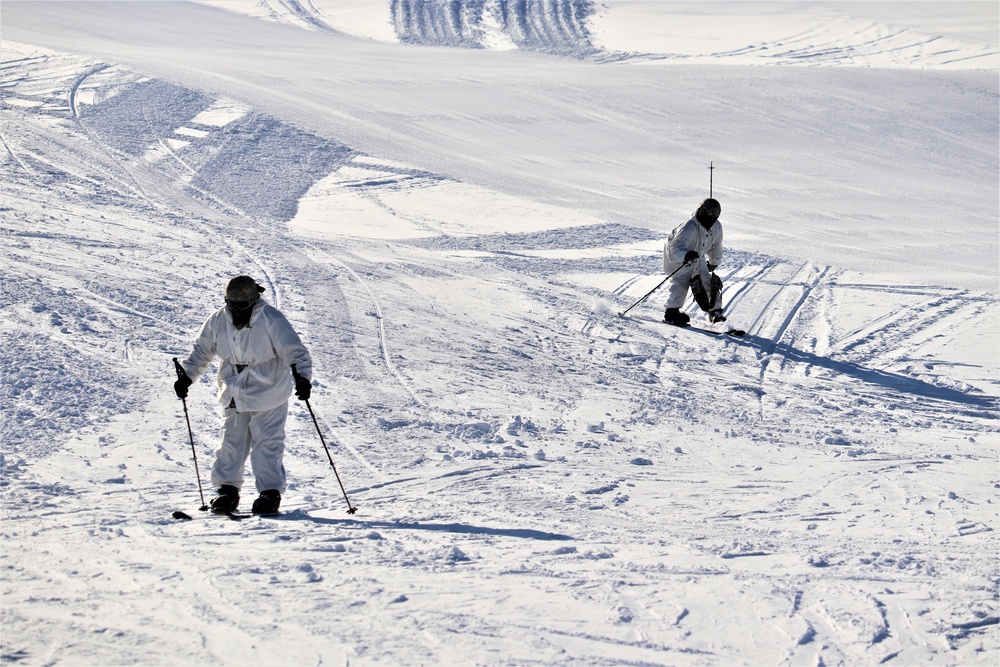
top-left (294, 364), bottom-right (357, 514)
top-left (172, 357), bottom-right (208, 512)
top-left (618, 259), bottom-right (692, 318)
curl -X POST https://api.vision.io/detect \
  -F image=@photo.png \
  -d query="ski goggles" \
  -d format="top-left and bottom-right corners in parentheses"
top-left (226, 299), bottom-right (255, 311)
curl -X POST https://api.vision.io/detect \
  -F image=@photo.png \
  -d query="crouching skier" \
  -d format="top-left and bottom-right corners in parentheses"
top-left (663, 197), bottom-right (726, 327)
top-left (173, 275), bottom-right (314, 515)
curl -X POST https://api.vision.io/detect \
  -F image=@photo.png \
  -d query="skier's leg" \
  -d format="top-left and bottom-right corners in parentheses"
top-left (211, 406), bottom-right (253, 489)
top-left (248, 402), bottom-right (289, 495)
top-left (690, 275), bottom-right (711, 312)
top-left (709, 273), bottom-right (724, 310)
top-left (707, 274), bottom-right (726, 322)
top-left (664, 265), bottom-right (694, 324)
top-left (665, 264), bottom-right (694, 310)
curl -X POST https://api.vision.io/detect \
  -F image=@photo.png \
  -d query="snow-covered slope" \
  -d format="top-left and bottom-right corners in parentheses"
top-left (1, 2), bottom-right (998, 666)
top-left (194, 0), bottom-right (1000, 69)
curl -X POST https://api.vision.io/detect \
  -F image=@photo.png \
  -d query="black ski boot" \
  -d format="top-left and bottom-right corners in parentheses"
top-left (210, 484), bottom-right (240, 514)
top-left (252, 490), bottom-right (281, 515)
top-left (709, 309), bottom-right (727, 323)
top-left (664, 308), bottom-right (690, 327)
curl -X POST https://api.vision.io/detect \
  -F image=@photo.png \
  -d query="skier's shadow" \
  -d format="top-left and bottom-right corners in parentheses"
top-left (738, 333), bottom-right (996, 412)
top-left (273, 511), bottom-right (574, 541)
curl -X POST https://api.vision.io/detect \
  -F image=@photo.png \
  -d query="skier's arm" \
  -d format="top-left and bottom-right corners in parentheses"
top-left (664, 221), bottom-right (698, 269)
top-left (271, 314), bottom-right (312, 382)
top-left (180, 314), bottom-right (218, 381)
top-left (706, 226), bottom-right (724, 270)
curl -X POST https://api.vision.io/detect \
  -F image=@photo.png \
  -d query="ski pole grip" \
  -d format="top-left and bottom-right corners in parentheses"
top-left (172, 357), bottom-right (186, 379)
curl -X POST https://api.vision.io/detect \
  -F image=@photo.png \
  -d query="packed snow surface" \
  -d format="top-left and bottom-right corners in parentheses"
top-left (1, 2), bottom-right (998, 666)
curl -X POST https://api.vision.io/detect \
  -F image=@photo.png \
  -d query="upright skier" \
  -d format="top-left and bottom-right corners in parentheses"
top-left (173, 275), bottom-right (313, 515)
top-left (662, 198), bottom-right (726, 326)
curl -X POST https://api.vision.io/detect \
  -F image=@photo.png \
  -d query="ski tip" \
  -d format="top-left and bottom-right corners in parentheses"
top-left (172, 510), bottom-right (193, 521)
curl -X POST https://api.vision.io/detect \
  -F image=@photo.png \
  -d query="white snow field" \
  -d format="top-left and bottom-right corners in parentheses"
top-left (1, 1), bottom-right (997, 665)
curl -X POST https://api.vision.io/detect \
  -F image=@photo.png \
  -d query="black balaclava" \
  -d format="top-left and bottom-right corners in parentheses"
top-left (696, 198), bottom-right (721, 230)
top-left (225, 275), bottom-right (263, 330)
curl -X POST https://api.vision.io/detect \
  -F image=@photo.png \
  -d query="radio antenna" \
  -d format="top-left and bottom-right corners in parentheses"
top-left (709, 162), bottom-right (714, 197)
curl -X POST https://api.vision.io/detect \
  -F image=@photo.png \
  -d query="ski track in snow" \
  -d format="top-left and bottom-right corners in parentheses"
top-left (1, 10), bottom-right (998, 667)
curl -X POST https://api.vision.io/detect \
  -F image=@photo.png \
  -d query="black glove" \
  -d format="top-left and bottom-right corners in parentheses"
top-left (683, 250), bottom-right (699, 264)
top-left (174, 372), bottom-right (192, 399)
top-left (707, 264), bottom-right (718, 272)
top-left (291, 365), bottom-right (311, 401)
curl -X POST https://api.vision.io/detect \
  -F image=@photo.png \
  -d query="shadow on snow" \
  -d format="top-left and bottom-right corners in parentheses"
top-left (274, 510), bottom-right (574, 541)
top-left (739, 334), bottom-right (997, 415)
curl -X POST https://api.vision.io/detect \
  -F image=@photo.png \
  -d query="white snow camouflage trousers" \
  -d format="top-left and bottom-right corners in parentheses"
top-left (212, 402), bottom-right (288, 494)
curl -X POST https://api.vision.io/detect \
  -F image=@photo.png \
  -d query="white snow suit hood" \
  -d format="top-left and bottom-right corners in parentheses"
top-left (663, 212), bottom-right (724, 291)
top-left (179, 299), bottom-right (312, 413)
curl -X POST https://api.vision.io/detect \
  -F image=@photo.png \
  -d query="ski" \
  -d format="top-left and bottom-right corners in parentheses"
top-left (625, 313), bottom-right (746, 338)
top-left (666, 323), bottom-right (745, 337)
top-left (703, 327), bottom-right (746, 337)
top-left (171, 509), bottom-right (249, 521)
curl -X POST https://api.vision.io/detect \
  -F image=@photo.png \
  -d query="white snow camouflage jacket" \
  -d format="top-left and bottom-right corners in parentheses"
top-left (663, 213), bottom-right (724, 288)
top-left (179, 299), bottom-right (312, 412)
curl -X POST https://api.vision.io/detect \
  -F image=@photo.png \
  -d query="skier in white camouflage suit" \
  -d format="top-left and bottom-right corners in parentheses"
top-left (173, 275), bottom-right (313, 515)
top-left (662, 197), bottom-right (726, 326)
